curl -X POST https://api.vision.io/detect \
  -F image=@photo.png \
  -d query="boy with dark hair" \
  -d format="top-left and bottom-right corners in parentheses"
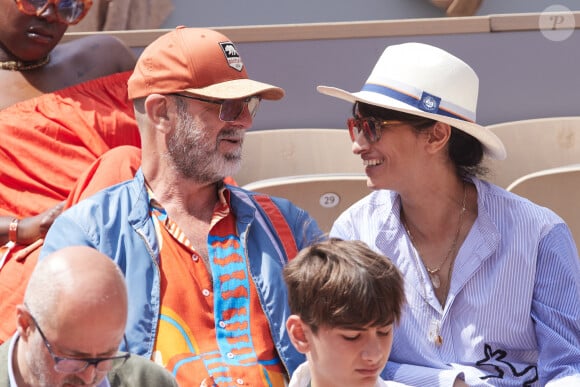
top-left (284, 238), bottom-right (409, 387)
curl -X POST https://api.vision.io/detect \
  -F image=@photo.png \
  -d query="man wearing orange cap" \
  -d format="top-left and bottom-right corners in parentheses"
top-left (41, 27), bottom-right (325, 386)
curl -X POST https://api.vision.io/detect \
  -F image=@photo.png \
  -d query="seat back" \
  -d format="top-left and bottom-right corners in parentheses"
top-left (235, 128), bottom-right (360, 186)
top-left (485, 117), bottom-right (580, 188)
top-left (244, 174), bottom-right (370, 233)
top-left (507, 164), bottom-right (580, 252)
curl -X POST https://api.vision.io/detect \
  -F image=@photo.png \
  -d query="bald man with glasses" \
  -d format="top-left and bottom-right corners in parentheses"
top-left (0, 245), bottom-right (177, 387)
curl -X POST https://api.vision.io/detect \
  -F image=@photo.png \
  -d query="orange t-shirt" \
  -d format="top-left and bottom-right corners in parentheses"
top-left (150, 189), bottom-right (287, 386)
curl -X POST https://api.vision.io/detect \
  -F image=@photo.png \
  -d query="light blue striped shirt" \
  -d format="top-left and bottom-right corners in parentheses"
top-left (330, 178), bottom-right (580, 387)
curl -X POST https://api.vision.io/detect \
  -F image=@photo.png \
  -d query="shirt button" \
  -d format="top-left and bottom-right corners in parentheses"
top-left (192, 255), bottom-right (199, 262)
top-left (227, 352), bottom-right (234, 359)
top-left (236, 379), bottom-right (244, 385)
top-left (202, 289), bottom-right (210, 296)
top-left (218, 321), bottom-right (226, 328)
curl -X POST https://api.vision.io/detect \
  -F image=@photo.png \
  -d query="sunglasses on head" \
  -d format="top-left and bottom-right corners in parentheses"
top-left (347, 117), bottom-right (406, 143)
top-left (174, 94), bottom-right (261, 122)
top-left (15, 0), bottom-right (93, 25)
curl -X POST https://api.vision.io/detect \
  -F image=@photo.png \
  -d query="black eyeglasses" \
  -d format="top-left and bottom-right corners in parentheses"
top-left (26, 309), bottom-right (130, 373)
top-left (347, 117), bottom-right (407, 143)
top-left (14, 0), bottom-right (93, 25)
top-left (174, 94), bottom-right (261, 122)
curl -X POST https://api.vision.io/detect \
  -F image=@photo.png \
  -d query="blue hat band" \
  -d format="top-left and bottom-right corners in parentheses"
top-left (361, 83), bottom-right (474, 123)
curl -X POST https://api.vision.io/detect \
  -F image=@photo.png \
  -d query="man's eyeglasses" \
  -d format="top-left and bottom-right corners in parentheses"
top-left (347, 117), bottom-right (406, 143)
top-left (14, 0), bottom-right (93, 25)
top-left (174, 94), bottom-right (261, 122)
top-left (27, 309), bottom-right (130, 373)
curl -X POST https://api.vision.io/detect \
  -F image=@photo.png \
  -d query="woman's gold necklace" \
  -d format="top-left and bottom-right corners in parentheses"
top-left (0, 55), bottom-right (50, 71)
top-left (403, 183), bottom-right (467, 289)
top-left (402, 183), bottom-right (467, 346)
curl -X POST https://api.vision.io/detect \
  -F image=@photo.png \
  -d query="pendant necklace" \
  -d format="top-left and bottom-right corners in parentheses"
top-left (0, 55), bottom-right (50, 71)
top-left (403, 183), bottom-right (467, 289)
top-left (401, 183), bottom-right (467, 346)
top-left (405, 222), bottom-right (447, 346)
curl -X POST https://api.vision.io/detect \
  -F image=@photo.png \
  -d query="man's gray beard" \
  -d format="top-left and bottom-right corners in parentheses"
top-left (164, 109), bottom-right (244, 183)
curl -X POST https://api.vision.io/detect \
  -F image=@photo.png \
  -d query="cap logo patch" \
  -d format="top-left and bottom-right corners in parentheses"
top-left (419, 92), bottom-right (441, 113)
top-left (219, 42), bottom-right (243, 72)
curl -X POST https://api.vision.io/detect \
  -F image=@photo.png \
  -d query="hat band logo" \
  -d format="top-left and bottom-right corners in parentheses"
top-left (219, 42), bottom-right (243, 72)
top-left (419, 92), bottom-right (440, 113)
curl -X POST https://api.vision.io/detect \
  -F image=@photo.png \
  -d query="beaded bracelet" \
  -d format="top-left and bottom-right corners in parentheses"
top-left (8, 218), bottom-right (19, 243)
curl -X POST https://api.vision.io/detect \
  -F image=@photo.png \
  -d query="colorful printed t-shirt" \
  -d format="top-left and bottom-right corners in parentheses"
top-left (149, 188), bottom-right (287, 386)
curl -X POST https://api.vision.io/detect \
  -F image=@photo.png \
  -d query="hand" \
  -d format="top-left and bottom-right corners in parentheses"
top-left (17, 202), bottom-right (65, 245)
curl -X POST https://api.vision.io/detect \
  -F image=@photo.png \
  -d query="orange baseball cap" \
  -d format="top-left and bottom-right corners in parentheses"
top-left (128, 26), bottom-right (285, 101)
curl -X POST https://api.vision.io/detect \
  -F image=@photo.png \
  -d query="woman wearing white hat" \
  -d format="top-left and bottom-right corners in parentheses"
top-left (318, 42), bottom-right (580, 387)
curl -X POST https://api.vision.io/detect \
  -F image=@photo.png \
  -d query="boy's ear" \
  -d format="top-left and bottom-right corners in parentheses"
top-left (286, 315), bottom-right (310, 354)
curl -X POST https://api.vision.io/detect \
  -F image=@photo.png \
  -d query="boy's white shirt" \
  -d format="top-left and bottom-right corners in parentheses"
top-left (288, 361), bottom-right (411, 387)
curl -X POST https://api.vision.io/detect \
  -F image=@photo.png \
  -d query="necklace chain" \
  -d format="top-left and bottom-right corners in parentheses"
top-left (0, 55), bottom-right (51, 71)
top-left (402, 182), bottom-right (467, 289)
top-left (406, 224), bottom-right (445, 345)
top-left (401, 183), bottom-right (468, 346)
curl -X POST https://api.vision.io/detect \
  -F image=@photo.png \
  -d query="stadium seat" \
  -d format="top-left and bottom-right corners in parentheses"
top-left (235, 128), bottom-right (361, 186)
top-left (244, 173), bottom-right (370, 233)
top-left (507, 164), bottom-right (580, 252)
top-left (485, 117), bottom-right (580, 188)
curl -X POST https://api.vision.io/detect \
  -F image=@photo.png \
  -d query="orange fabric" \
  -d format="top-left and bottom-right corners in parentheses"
top-left (0, 145), bottom-right (142, 344)
top-left (65, 145), bottom-right (142, 209)
top-left (150, 191), bottom-right (286, 386)
top-left (253, 194), bottom-right (298, 260)
top-left (0, 244), bottom-right (37, 340)
top-left (0, 71), bottom-right (140, 219)
top-left (0, 72), bottom-right (140, 343)
top-left (223, 175), bottom-right (238, 186)
top-left (0, 73), bottom-right (140, 344)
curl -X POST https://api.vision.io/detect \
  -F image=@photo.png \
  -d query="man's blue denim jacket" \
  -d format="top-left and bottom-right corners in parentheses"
top-left (40, 169), bottom-right (324, 376)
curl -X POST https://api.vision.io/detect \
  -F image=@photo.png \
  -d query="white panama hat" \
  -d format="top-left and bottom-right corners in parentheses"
top-left (317, 42), bottom-right (506, 160)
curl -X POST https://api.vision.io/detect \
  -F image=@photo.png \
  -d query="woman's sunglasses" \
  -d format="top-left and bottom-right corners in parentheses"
top-left (15, 0), bottom-right (93, 25)
top-left (347, 117), bottom-right (406, 143)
